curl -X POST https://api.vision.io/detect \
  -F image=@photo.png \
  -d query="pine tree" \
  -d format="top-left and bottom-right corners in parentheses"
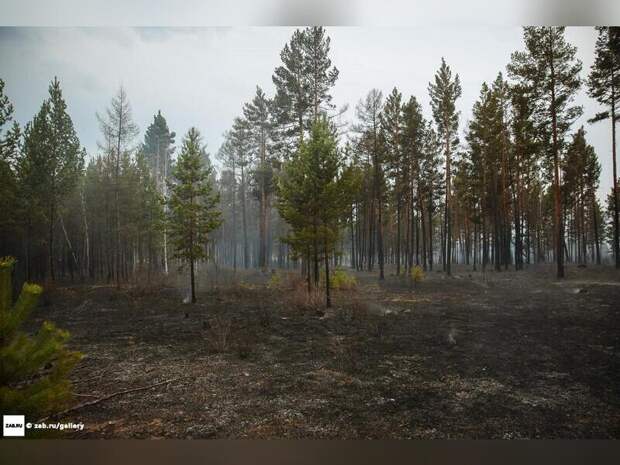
top-left (244, 86), bottom-right (275, 270)
top-left (381, 88), bottom-right (404, 275)
top-left (19, 78), bottom-right (84, 281)
top-left (272, 29), bottom-right (309, 147)
top-left (302, 26), bottom-right (339, 121)
top-left (0, 257), bottom-right (81, 418)
top-left (133, 150), bottom-right (165, 277)
top-left (0, 79), bottom-right (21, 251)
top-left (354, 89), bottom-right (384, 278)
top-left (508, 27), bottom-right (583, 278)
top-left (563, 127), bottom-right (601, 265)
top-left (428, 58), bottom-right (462, 275)
top-left (401, 96), bottom-right (426, 272)
top-left (419, 124), bottom-right (444, 271)
top-left (588, 26), bottom-right (620, 268)
top-left (217, 133), bottom-right (240, 271)
top-left (230, 117), bottom-right (252, 269)
top-left (142, 111), bottom-right (175, 274)
top-left (277, 117), bottom-right (348, 307)
top-left (142, 110), bottom-right (176, 187)
top-left (272, 27), bottom-right (338, 147)
top-left (167, 128), bottom-right (222, 303)
top-left (510, 83), bottom-right (539, 269)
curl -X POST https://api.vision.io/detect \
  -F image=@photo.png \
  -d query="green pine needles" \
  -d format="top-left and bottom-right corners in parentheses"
top-left (277, 117), bottom-right (351, 308)
top-left (0, 257), bottom-right (82, 418)
top-left (167, 128), bottom-right (222, 303)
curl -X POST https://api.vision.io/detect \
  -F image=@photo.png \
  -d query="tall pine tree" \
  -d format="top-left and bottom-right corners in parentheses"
top-left (588, 26), bottom-right (620, 268)
top-left (428, 58), bottom-right (461, 276)
top-left (508, 27), bottom-right (582, 278)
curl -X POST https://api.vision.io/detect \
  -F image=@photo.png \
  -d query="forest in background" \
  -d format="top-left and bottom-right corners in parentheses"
top-left (0, 26), bottom-right (619, 294)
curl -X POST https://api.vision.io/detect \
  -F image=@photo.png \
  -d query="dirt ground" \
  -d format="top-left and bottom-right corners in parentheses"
top-left (29, 264), bottom-right (620, 438)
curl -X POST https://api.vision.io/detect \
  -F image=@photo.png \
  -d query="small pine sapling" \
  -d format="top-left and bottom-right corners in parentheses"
top-left (0, 257), bottom-right (82, 419)
top-left (411, 265), bottom-right (425, 285)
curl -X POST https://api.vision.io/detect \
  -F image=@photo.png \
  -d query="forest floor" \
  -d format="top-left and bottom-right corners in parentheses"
top-left (29, 264), bottom-right (620, 438)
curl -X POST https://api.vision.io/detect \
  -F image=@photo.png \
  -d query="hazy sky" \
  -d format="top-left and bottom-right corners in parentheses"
top-left (0, 26), bottom-right (615, 200)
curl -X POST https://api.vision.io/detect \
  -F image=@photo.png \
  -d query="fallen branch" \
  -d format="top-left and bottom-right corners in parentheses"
top-left (72, 364), bottom-right (113, 385)
top-left (39, 376), bottom-right (191, 422)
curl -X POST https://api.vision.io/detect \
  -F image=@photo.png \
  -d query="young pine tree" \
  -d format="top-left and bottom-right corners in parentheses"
top-left (277, 117), bottom-right (349, 308)
top-left (0, 257), bottom-right (81, 418)
top-left (167, 128), bottom-right (222, 304)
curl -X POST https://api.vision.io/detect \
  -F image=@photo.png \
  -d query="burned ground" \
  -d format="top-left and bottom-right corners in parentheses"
top-left (29, 265), bottom-right (620, 438)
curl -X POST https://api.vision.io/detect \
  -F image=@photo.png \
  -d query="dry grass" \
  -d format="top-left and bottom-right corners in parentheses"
top-left (287, 286), bottom-right (325, 313)
top-left (329, 335), bottom-right (359, 372)
top-left (205, 314), bottom-right (232, 353)
top-left (128, 272), bottom-right (171, 299)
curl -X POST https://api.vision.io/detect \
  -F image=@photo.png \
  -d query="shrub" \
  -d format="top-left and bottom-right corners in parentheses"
top-left (367, 317), bottom-right (388, 339)
top-left (0, 257), bottom-right (82, 419)
top-left (320, 268), bottom-right (357, 290)
top-left (330, 269), bottom-right (357, 290)
top-left (335, 298), bottom-right (368, 324)
top-left (329, 336), bottom-right (358, 371)
top-left (235, 330), bottom-right (256, 360)
top-left (411, 265), bottom-right (425, 283)
top-left (267, 271), bottom-right (282, 290)
top-left (205, 314), bottom-right (232, 353)
top-left (287, 286), bottom-right (325, 313)
top-left (257, 302), bottom-right (272, 328)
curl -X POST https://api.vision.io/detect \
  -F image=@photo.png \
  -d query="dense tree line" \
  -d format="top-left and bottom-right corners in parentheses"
top-left (218, 26), bottom-right (619, 281)
top-left (1, 26), bottom-right (619, 293)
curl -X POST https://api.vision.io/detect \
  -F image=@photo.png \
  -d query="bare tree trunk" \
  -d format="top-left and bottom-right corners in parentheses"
top-left (190, 256), bottom-right (196, 304)
top-left (428, 192), bottom-right (434, 271)
top-left (610, 75), bottom-right (619, 268)
top-left (592, 193), bottom-right (601, 265)
top-left (324, 243), bottom-right (331, 308)
top-left (49, 198), bottom-right (56, 281)
top-left (445, 137), bottom-right (452, 276)
top-left (550, 65), bottom-right (564, 279)
top-left (81, 187), bottom-right (90, 279)
top-left (115, 111), bottom-right (123, 288)
top-left (60, 213), bottom-right (79, 274)
top-left (241, 163), bottom-right (249, 269)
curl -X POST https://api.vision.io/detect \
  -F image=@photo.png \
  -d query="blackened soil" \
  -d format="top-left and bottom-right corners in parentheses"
top-left (31, 264), bottom-right (620, 438)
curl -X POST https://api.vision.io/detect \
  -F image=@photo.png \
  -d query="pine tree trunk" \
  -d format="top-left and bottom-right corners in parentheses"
top-left (377, 198), bottom-right (384, 280)
top-left (241, 164), bottom-right (249, 269)
top-left (49, 198), bottom-right (56, 281)
top-left (324, 244), bottom-right (331, 308)
top-left (445, 137), bottom-right (452, 276)
top-left (420, 197), bottom-right (427, 270)
top-left (592, 193), bottom-right (601, 265)
top-left (550, 55), bottom-right (565, 278)
top-left (350, 210), bottom-right (356, 269)
top-left (115, 116), bottom-right (122, 288)
top-left (428, 192), bottom-right (434, 271)
top-left (190, 256), bottom-right (196, 303)
top-left (611, 78), bottom-right (619, 268)
top-left (162, 139), bottom-right (169, 276)
top-left (396, 197), bottom-right (401, 275)
top-left (259, 133), bottom-right (267, 271)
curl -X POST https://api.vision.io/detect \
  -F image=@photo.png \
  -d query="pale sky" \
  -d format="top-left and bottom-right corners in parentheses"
top-left (0, 26), bottom-right (615, 200)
